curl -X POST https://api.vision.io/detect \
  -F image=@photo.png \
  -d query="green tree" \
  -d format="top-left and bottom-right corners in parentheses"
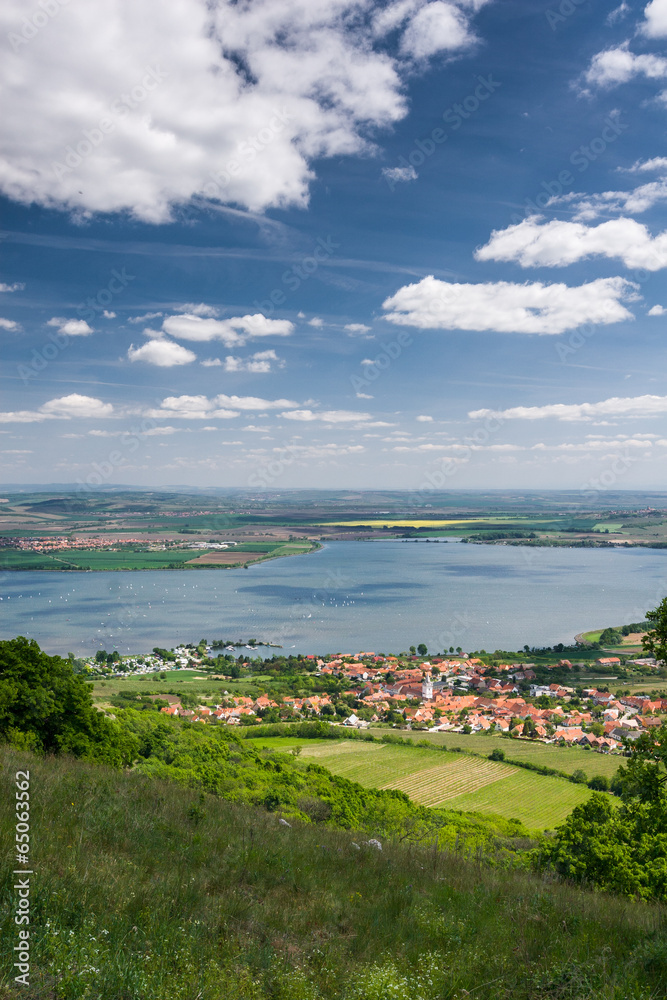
top-left (417, 643), bottom-right (428, 656)
top-left (0, 636), bottom-right (136, 765)
top-left (643, 596), bottom-right (667, 665)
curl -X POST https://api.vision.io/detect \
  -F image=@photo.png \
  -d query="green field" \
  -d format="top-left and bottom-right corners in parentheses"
top-left (370, 728), bottom-right (623, 778)
top-left (0, 540), bottom-right (315, 571)
top-left (92, 670), bottom-right (267, 701)
top-left (256, 737), bottom-right (597, 829)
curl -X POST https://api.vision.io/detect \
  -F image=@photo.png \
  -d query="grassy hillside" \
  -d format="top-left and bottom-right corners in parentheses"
top-left (253, 738), bottom-right (594, 829)
top-left (1, 748), bottom-right (666, 1000)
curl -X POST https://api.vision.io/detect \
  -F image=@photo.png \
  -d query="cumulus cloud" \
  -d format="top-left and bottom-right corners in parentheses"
top-left (0, 0), bottom-right (486, 222)
top-left (161, 312), bottom-right (293, 346)
top-left (0, 394), bottom-right (114, 423)
top-left (468, 394), bottom-right (667, 422)
top-left (642, 0), bottom-right (667, 37)
top-left (476, 215), bottom-right (667, 271)
top-left (0, 282), bottom-right (24, 292)
top-left (582, 43), bottom-right (667, 89)
top-left (47, 317), bottom-right (94, 336)
top-left (281, 409), bottom-right (372, 422)
top-left (221, 349), bottom-right (282, 373)
top-left (127, 339), bottom-right (196, 366)
top-left (146, 392), bottom-right (298, 420)
top-left (344, 322), bottom-right (372, 336)
top-left (552, 179), bottom-right (667, 221)
top-left (416, 414), bottom-right (433, 421)
top-left (399, 1), bottom-right (477, 58)
top-left (0, 317), bottom-right (20, 331)
top-left (382, 274), bottom-right (636, 335)
top-left (648, 304), bottom-right (666, 315)
top-left (308, 317), bottom-right (324, 328)
top-left (381, 165), bottom-right (418, 184)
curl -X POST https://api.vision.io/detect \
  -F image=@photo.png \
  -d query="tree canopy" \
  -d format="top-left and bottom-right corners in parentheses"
top-left (0, 636), bottom-right (136, 765)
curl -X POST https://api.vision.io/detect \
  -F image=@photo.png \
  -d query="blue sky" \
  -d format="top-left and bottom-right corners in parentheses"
top-left (2, 0), bottom-right (667, 490)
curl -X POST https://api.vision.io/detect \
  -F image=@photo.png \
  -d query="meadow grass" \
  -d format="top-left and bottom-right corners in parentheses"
top-left (1, 748), bottom-right (665, 1000)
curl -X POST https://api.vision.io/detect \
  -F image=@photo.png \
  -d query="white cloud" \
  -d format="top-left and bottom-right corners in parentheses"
top-left (146, 392), bottom-right (298, 421)
top-left (142, 425), bottom-right (181, 436)
top-left (416, 414), bottom-right (433, 421)
top-left (146, 395), bottom-right (239, 420)
top-left (222, 349), bottom-right (282, 373)
top-left (400, 1), bottom-right (476, 59)
top-left (476, 215), bottom-right (667, 271)
top-left (0, 317), bottom-right (20, 331)
top-left (382, 274), bottom-right (636, 335)
top-left (356, 392), bottom-right (374, 399)
top-left (381, 165), bottom-right (418, 184)
top-left (553, 178), bottom-right (667, 221)
top-left (216, 393), bottom-right (297, 410)
top-left (626, 156), bottom-right (667, 174)
top-left (648, 304), bottom-right (666, 315)
top-left (162, 312), bottom-right (293, 346)
top-left (0, 282), bottom-right (24, 292)
top-left (0, 0), bottom-right (486, 223)
top-left (47, 317), bottom-right (94, 336)
top-left (344, 322), bottom-right (372, 336)
top-left (469, 393), bottom-right (667, 422)
top-left (308, 317), bottom-right (324, 327)
top-left (201, 358), bottom-right (222, 367)
top-left (582, 43), bottom-right (667, 89)
top-left (642, 0), bottom-right (667, 37)
top-left (129, 311), bottom-right (164, 324)
top-left (282, 409), bottom-right (372, 422)
top-left (606, 2), bottom-right (630, 25)
top-left (0, 394), bottom-right (114, 423)
top-left (127, 338), bottom-right (196, 366)
top-left (175, 303), bottom-right (219, 317)
top-left (102, 310), bottom-right (116, 318)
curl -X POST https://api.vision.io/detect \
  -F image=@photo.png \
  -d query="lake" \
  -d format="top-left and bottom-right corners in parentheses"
top-left (1, 539), bottom-right (666, 656)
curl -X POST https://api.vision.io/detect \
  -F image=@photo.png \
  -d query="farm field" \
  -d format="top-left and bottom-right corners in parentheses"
top-left (1, 540), bottom-right (316, 571)
top-left (256, 737), bottom-right (597, 829)
top-left (369, 728), bottom-right (623, 779)
top-left (91, 670), bottom-right (272, 701)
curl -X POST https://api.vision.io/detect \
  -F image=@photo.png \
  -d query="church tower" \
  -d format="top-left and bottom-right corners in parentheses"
top-left (422, 671), bottom-right (433, 701)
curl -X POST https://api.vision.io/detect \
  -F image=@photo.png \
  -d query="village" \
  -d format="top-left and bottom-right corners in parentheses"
top-left (95, 643), bottom-right (667, 753)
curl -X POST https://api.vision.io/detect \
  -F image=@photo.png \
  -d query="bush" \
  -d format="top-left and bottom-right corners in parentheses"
top-left (588, 775), bottom-right (610, 791)
top-left (489, 748), bottom-right (505, 761)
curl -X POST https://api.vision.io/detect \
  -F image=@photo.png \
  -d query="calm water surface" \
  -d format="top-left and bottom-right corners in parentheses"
top-left (2, 540), bottom-right (666, 655)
